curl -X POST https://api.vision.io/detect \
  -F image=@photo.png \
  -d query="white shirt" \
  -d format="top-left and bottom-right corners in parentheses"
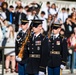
top-left (22, 29), bottom-right (27, 33)
top-left (54, 34), bottom-right (59, 38)
top-left (34, 33), bottom-right (40, 37)
top-left (0, 11), bottom-right (6, 20)
top-left (49, 8), bottom-right (58, 15)
top-left (40, 6), bottom-right (48, 19)
top-left (39, 16), bottom-right (47, 31)
top-left (57, 12), bottom-right (68, 23)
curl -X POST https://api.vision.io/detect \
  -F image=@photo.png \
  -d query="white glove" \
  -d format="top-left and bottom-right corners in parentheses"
top-left (16, 56), bottom-right (22, 61)
top-left (69, 49), bottom-right (72, 54)
top-left (39, 71), bottom-right (45, 75)
top-left (60, 64), bottom-right (65, 70)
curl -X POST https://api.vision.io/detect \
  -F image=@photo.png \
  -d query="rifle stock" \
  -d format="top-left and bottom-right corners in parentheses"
top-left (16, 26), bottom-right (31, 61)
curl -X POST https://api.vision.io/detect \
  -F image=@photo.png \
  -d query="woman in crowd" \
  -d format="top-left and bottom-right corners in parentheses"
top-left (70, 27), bottom-right (76, 69)
top-left (47, 14), bottom-right (53, 33)
top-left (1, 2), bottom-right (8, 13)
top-left (71, 12), bottom-right (76, 28)
top-left (64, 16), bottom-right (73, 38)
top-left (4, 25), bottom-right (16, 73)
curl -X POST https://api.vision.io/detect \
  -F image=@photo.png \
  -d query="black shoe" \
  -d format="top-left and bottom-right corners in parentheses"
top-left (11, 69), bottom-right (15, 73)
top-left (5, 68), bottom-right (9, 73)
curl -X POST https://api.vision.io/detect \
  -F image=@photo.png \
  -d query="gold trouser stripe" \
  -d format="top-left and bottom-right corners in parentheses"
top-left (39, 66), bottom-right (46, 69)
top-left (62, 61), bottom-right (66, 63)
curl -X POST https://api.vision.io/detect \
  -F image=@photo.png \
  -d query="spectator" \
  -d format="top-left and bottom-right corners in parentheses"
top-left (0, 6), bottom-right (6, 20)
top-left (0, 19), bottom-right (3, 62)
top-left (39, 11), bottom-right (46, 19)
top-left (50, 3), bottom-right (58, 16)
top-left (4, 25), bottom-right (16, 73)
top-left (60, 28), bottom-right (65, 37)
top-left (64, 17), bottom-right (73, 38)
top-left (66, 8), bottom-right (70, 16)
top-left (47, 14), bottom-right (53, 32)
top-left (28, 1), bottom-right (41, 14)
top-left (1, 2), bottom-right (8, 12)
top-left (39, 11), bottom-right (47, 32)
top-left (6, 5), bottom-right (15, 24)
top-left (71, 7), bottom-right (76, 13)
top-left (15, 6), bottom-right (27, 31)
top-left (31, 9), bottom-right (39, 19)
top-left (15, 0), bottom-right (22, 8)
top-left (0, 19), bottom-right (9, 38)
top-left (70, 12), bottom-right (76, 28)
top-left (41, 1), bottom-right (51, 19)
top-left (26, 8), bottom-right (32, 20)
top-left (23, 5), bottom-right (29, 14)
top-left (67, 27), bottom-right (76, 69)
top-left (57, 7), bottom-right (68, 23)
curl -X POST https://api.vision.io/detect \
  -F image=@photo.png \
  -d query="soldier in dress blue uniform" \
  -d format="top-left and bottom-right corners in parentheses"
top-left (15, 19), bottom-right (29, 75)
top-left (47, 23), bottom-right (68, 75)
top-left (25, 20), bottom-right (48, 75)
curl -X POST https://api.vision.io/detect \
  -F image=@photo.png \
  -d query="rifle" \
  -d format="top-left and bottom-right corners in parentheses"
top-left (16, 25), bottom-right (32, 61)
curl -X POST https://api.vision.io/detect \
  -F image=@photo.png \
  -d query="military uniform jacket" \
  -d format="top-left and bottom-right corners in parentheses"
top-left (48, 35), bottom-right (68, 68)
top-left (15, 30), bottom-right (28, 64)
top-left (25, 33), bottom-right (48, 74)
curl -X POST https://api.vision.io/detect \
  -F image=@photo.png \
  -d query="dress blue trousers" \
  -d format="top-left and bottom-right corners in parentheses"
top-left (48, 66), bottom-right (60, 75)
top-left (18, 63), bottom-right (27, 75)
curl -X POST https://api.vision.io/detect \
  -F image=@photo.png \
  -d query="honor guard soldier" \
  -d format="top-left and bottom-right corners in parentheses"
top-left (25, 20), bottom-right (48, 75)
top-left (47, 23), bottom-right (68, 75)
top-left (15, 19), bottom-right (29, 75)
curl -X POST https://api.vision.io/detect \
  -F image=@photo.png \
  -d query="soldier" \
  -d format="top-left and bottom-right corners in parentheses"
top-left (47, 23), bottom-right (68, 75)
top-left (15, 19), bottom-right (29, 75)
top-left (25, 20), bottom-right (48, 75)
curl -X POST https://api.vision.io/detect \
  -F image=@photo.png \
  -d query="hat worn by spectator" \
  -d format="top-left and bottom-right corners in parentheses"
top-left (52, 23), bottom-right (61, 29)
top-left (31, 20), bottom-right (43, 27)
top-left (21, 19), bottom-right (29, 25)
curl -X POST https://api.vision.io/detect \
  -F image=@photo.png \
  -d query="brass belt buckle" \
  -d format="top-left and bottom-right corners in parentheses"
top-left (31, 54), bottom-right (34, 57)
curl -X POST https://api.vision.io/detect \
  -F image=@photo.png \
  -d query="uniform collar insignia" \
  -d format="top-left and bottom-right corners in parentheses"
top-left (34, 33), bottom-right (41, 37)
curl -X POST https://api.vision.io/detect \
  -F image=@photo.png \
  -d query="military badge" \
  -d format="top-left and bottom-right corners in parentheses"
top-left (16, 38), bottom-right (21, 42)
top-left (35, 41), bottom-right (41, 45)
top-left (56, 41), bottom-right (60, 45)
top-left (37, 47), bottom-right (40, 50)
